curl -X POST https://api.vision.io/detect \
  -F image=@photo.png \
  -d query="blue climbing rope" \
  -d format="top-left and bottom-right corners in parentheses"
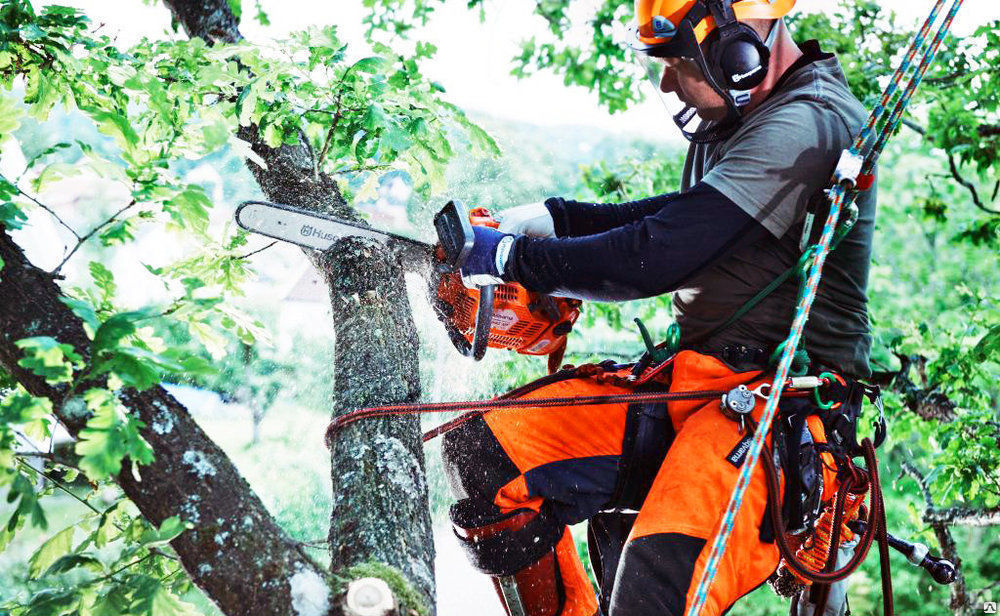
top-left (684, 2), bottom-right (965, 614)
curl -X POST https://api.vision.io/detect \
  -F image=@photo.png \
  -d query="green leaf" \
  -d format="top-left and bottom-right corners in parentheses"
top-left (92, 312), bottom-right (139, 354)
top-left (226, 0), bottom-right (242, 21)
top-left (89, 261), bottom-right (117, 305)
top-left (235, 81), bottom-right (258, 127)
top-left (130, 576), bottom-right (200, 616)
top-left (972, 325), bottom-right (1000, 361)
top-left (61, 297), bottom-right (99, 340)
top-left (93, 586), bottom-right (131, 616)
top-left (15, 336), bottom-right (83, 384)
top-left (0, 95), bottom-right (24, 138)
top-left (139, 516), bottom-right (189, 548)
top-left (164, 185), bottom-right (212, 235)
top-left (0, 201), bottom-right (28, 230)
top-left (44, 552), bottom-right (106, 577)
top-left (0, 389), bottom-right (52, 425)
top-left (28, 526), bottom-right (74, 579)
top-left (86, 109), bottom-right (140, 154)
top-left (99, 217), bottom-right (138, 246)
top-left (75, 389), bottom-right (154, 481)
top-left (351, 56), bottom-right (385, 74)
top-left (30, 161), bottom-right (80, 193)
top-left (94, 346), bottom-right (180, 391)
top-left (22, 588), bottom-right (77, 616)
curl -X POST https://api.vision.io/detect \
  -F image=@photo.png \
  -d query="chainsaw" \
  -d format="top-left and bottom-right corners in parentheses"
top-left (235, 200), bottom-right (582, 368)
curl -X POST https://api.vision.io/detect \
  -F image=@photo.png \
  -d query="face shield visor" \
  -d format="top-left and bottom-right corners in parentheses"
top-left (626, 8), bottom-right (757, 143)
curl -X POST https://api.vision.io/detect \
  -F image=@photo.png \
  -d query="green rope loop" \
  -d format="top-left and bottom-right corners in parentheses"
top-left (635, 318), bottom-right (678, 364)
top-left (769, 341), bottom-right (810, 377)
top-left (813, 371), bottom-right (839, 409)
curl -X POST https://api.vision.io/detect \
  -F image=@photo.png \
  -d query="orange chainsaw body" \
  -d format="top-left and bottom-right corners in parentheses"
top-left (436, 207), bottom-right (582, 357)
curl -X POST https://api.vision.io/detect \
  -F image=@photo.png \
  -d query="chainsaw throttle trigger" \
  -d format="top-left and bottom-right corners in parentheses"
top-left (434, 200), bottom-right (476, 272)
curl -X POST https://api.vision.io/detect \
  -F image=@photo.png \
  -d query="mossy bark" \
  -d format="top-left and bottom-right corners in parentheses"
top-left (323, 240), bottom-right (434, 605)
top-left (0, 230), bottom-right (335, 616)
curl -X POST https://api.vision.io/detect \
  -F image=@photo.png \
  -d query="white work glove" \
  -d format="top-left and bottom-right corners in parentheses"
top-left (496, 201), bottom-right (556, 238)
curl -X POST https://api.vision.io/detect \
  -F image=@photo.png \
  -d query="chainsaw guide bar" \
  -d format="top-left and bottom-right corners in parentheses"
top-left (235, 200), bottom-right (434, 263)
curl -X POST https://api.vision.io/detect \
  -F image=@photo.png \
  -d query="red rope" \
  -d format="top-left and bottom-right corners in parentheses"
top-left (325, 387), bottom-right (812, 447)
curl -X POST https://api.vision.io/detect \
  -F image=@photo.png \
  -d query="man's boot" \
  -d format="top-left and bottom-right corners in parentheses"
top-left (451, 499), bottom-right (598, 616)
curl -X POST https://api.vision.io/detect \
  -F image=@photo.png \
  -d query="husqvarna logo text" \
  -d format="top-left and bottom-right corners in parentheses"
top-left (732, 65), bottom-right (762, 84)
top-left (300, 225), bottom-right (337, 242)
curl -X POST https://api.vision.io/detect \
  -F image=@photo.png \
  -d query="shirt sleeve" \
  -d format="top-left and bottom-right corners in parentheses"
top-left (505, 182), bottom-right (769, 301)
top-left (702, 100), bottom-right (855, 238)
top-left (544, 193), bottom-right (679, 238)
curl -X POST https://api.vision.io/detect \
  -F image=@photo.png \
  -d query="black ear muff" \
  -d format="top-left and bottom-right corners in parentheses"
top-left (718, 35), bottom-right (770, 89)
top-left (704, 0), bottom-right (771, 91)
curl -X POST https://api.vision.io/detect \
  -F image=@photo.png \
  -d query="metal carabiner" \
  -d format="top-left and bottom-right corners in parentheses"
top-left (751, 383), bottom-right (773, 399)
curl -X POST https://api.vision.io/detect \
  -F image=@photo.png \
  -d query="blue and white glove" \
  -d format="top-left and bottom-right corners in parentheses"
top-left (461, 226), bottom-right (518, 288)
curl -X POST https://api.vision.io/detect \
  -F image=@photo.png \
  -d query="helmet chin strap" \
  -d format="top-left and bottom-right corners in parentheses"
top-left (671, 35), bottom-right (745, 144)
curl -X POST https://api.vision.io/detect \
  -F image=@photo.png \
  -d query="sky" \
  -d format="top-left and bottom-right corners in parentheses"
top-left (46, 0), bottom-right (997, 140)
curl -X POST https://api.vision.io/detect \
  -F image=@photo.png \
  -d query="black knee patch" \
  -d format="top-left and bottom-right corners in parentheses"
top-left (609, 533), bottom-right (706, 616)
top-left (442, 416), bottom-right (520, 501)
top-left (450, 499), bottom-right (564, 577)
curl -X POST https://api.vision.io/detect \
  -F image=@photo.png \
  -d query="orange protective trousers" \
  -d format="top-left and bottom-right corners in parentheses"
top-left (443, 350), bottom-right (839, 616)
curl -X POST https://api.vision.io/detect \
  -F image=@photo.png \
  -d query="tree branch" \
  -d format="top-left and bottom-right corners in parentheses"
top-left (1, 175), bottom-right (82, 240)
top-left (902, 118), bottom-right (927, 136)
top-left (869, 354), bottom-right (957, 421)
top-left (977, 124), bottom-right (1000, 139)
top-left (0, 228), bottom-right (340, 616)
top-left (900, 462), bottom-right (971, 613)
top-left (948, 153), bottom-right (1000, 215)
top-left (235, 240), bottom-right (277, 260)
top-left (923, 506), bottom-right (1000, 528)
top-left (51, 199), bottom-right (137, 276)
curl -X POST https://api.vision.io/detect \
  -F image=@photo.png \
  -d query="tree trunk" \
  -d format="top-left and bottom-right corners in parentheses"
top-left (0, 230), bottom-right (337, 616)
top-left (323, 241), bottom-right (434, 603)
top-left (163, 0), bottom-right (436, 608)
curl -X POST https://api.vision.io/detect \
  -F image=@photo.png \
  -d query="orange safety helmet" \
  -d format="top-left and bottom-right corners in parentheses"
top-left (629, 0), bottom-right (796, 143)
top-left (634, 0), bottom-right (795, 50)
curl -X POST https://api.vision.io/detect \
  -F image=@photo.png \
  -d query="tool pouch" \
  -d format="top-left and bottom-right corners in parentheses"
top-left (609, 393), bottom-right (675, 511)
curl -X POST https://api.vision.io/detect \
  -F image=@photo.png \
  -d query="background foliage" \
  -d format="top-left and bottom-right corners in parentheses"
top-left (0, 0), bottom-right (997, 615)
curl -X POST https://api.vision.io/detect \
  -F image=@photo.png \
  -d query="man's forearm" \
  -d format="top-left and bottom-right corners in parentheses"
top-left (545, 193), bottom-right (679, 238)
top-left (508, 182), bottom-right (768, 301)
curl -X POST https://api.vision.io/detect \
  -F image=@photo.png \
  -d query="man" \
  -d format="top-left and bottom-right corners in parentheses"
top-left (442, 1), bottom-right (876, 615)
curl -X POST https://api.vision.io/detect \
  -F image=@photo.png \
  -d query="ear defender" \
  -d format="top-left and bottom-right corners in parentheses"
top-left (706, 0), bottom-right (771, 91)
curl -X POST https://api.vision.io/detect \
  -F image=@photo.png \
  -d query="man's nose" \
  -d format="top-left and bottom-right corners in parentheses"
top-left (659, 65), bottom-right (678, 94)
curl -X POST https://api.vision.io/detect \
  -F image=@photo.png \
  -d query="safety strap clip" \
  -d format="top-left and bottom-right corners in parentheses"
top-left (834, 150), bottom-right (875, 190)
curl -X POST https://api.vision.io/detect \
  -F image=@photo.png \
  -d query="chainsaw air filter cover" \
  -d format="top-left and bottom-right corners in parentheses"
top-left (437, 273), bottom-right (581, 356)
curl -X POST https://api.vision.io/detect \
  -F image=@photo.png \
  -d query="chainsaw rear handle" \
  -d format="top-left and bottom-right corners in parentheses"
top-left (434, 200), bottom-right (493, 361)
top-left (848, 520), bottom-right (957, 585)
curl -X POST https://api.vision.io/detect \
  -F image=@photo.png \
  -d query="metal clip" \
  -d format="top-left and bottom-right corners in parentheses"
top-left (750, 383), bottom-right (774, 399)
top-left (721, 384), bottom-right (757, 416)
top-left (834, 150), bottom-right (865, 186)
top-left (787, 376), bottom-right (824, 390)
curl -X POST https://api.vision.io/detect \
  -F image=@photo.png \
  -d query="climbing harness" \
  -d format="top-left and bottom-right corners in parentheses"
top-left (684, 1), bottom-right (965, 615)
top-left (324, 361), bottom-right (837, 447)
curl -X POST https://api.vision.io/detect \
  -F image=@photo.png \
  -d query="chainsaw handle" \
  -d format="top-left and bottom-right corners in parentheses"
top-left (470, 285), bottom-right (493, 361)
